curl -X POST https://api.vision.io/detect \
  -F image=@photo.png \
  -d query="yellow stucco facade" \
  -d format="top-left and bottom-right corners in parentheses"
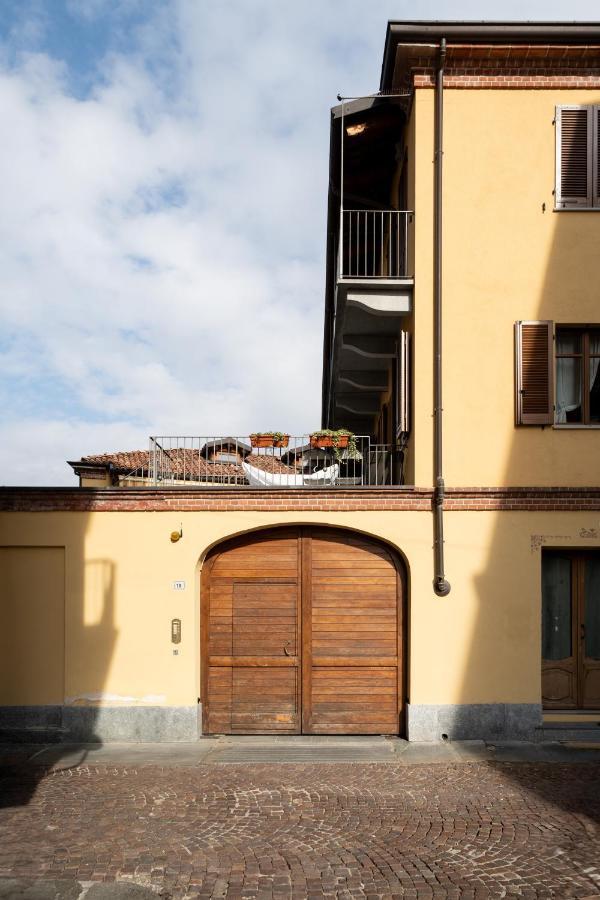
top-left (411, 88), bottom-right (600, 488)
top-left (1, 508), bottom-right (599, 733)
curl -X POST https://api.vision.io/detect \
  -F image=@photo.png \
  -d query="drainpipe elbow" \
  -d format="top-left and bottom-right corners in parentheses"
top-left (434, 576), bottom-right (451, 597)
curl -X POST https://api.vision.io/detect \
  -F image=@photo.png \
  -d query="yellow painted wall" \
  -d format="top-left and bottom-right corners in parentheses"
top-left (2, 508), bottom-right (599, 709)
top-left (411, 88), bottom-right (600, 487)
top-left (0, 547), bottom-right (65, 704)
top-left (403, 105), bottom-right (417, 486)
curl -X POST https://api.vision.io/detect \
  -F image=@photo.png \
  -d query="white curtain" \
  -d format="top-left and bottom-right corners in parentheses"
top-left (590, 334), bottom-right (600, 398)
top-left (556, 358), bottom-right (581, 423)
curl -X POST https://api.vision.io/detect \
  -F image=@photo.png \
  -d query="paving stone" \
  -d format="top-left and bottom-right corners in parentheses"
top-left (0, 879), bottom-right (82, 899)
top-left (1, 762), bottom-right (600, 897)
top-left (85, 885), bottom-right (157, 898)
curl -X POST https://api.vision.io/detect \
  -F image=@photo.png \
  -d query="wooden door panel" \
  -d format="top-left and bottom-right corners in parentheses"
top-left (542, 551), bottom-right (600, 710)
top-left (542, 553), bottom-right (577, 709)
top-left (311, 667), bottom-right (398, 734)
top-left (582, 669), bottom-right (600, 708)
top-left (232, 668), bottom-right (298, 732)
top-left (208, 580), bottom-right (233, 657)
top-left (206, 667), bottom-right (232, 733)
top-left (204, 530), bottom-right (301, 734)
top-left (582, 555), bottom-right (600, 708)
top-left (542, 664), bottom-right (577, 708)
top-left (306, 533), bottom-right (400, 734)
top-left (232, 583), bottom-right (297, 657)
top-left (211, 536), bottom-right (298, 580)
top-left (204, 528), bottom-right (403, 735)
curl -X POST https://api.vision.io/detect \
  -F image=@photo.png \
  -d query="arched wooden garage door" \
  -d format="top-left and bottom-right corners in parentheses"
top-left (201, 527), bottom-right (405, 735)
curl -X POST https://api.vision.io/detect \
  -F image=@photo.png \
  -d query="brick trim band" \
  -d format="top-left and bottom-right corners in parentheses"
top-left (414, 73), bottom-right (600, 89)
top-left (396, 44), bottom-right (600, 90)
top-left (2, 487), bottom-right (600, 513)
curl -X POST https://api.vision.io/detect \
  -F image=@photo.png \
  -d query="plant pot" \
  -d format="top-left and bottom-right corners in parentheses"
top-left (310, 434), bottom-right (349, 450)
top-left (250, 435), bottom-right (290, 448)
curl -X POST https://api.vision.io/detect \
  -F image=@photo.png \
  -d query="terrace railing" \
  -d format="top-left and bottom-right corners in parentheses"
top-left (341, 209), bottom-right (413, 279)
top-left (129, 436), bottom-right (405, 488)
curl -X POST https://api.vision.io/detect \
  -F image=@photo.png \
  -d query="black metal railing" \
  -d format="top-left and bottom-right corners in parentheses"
top-left (341, 209), bottom-right (413, 278)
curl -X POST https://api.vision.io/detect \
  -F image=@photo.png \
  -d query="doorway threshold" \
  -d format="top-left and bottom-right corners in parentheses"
top-left (543, 710), bottom-right (600, 723)
top-left (205, 734), bottom-right (407, 763)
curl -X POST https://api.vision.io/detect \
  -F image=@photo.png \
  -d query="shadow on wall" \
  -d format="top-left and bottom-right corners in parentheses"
top-left (458, 158), bottom-right (600, 828)
top-left (0, 520), bottom-right (117, 809)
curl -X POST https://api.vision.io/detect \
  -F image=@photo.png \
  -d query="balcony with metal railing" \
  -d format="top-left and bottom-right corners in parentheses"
top-left (340, 209), bottom-right (413, 279)
top-left (115, 436), bottom-right (405, 488)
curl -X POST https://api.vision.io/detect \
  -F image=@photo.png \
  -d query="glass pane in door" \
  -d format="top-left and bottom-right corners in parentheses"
top-left (584, 557), bottom-right (600, 661)
top-left (542, 555), bottom-right (572, 660)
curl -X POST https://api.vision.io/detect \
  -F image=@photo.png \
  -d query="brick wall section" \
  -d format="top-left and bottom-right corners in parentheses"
top-left (398, 44), bottom-right (600, 90)
top-left (2, 487), bottom-right (600, 513)
top-left (414, 73), bottom-right (600, 89)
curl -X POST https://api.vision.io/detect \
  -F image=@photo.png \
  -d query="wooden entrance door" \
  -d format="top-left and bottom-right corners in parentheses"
top-left (201, 528), bottom-right (404, 734)
top-left (542, 550), bottom-right (600, 709)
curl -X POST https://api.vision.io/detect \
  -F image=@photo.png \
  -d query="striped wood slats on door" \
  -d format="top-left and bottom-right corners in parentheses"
top-left (305, 532), bottom-right (400, 734)
top-left (202, 528), bottom-right (403, 735)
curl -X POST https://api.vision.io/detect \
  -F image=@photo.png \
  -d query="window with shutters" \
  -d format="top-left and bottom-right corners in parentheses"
top-left (515, 322), bottom-right (600, 427)
top-left (555, 105), bottom-right (600, 209)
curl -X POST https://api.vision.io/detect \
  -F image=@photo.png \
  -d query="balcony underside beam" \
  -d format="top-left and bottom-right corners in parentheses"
top-left (339, 370), bottom-right (389, 391)
top-left (342, 334), bottom-right (397, 358)
top-left (335, 393), bottom-right (382, 415)
top-left (346, 291), bottom-right (411, 316)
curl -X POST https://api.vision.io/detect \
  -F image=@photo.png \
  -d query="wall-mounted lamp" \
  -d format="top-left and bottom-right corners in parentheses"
top-left (170, 525), bottom-right (183, 543)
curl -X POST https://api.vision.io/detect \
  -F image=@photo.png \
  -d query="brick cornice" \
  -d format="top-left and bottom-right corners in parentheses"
top-left (399, 43), bottom-right (600, 90)
top-left (1, 486), bottom-right (600, 513)
top-left (414, 73), bottom-right (600, 89)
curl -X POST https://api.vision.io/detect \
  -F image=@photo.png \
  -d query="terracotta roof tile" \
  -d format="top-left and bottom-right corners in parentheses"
top-left (82, 451), bottom-right (150, 471)
top-left (75, 448), bottom-right (298, 483)
top-left (245, 454), bottom-right (297, 475)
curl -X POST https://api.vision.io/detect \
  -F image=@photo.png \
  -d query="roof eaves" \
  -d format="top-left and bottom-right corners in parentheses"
top-left (380, 20), bottom-right (600, 90)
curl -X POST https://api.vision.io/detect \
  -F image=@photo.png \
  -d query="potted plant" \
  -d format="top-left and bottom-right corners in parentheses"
top-left (309, 429), bottom-right (357, 458)
top-left (249, 431), bottom-right (290, 449)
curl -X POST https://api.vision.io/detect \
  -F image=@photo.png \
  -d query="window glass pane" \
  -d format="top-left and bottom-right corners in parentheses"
top-left (556, 330), bottom-right (581, 354)
top-left (584, 557), bottom-right (600, 661)
top-left (589, 330), bottom-right (600, 356)
top-left (542, 555), bottom-right (572, 661)
top-left (556, 357), bottom-right (582, 423)
top-left (590, 358), bottom-right (600, 423)
top-left (215, 453), bottom-right (239, 463)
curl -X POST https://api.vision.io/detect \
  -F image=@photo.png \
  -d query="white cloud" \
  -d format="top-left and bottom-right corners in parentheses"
top-left (1, 0), bottom-right (599, 484)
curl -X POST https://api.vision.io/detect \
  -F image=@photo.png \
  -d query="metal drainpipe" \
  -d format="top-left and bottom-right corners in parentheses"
top-left (433, 38), bottom-right (451, 597)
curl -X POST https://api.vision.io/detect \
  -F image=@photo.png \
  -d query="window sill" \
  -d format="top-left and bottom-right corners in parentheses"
top-left (554, 207), bottom-right (600, 212)
top-left (553, 424), bottom-right (600, 429)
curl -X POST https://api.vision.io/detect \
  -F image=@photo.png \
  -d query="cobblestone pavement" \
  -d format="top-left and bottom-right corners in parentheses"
top-left (1, 762), bottom-right (600, 899)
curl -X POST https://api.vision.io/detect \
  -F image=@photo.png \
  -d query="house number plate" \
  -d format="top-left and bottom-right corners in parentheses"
top-left (172, 581), bottom-right (186, 591)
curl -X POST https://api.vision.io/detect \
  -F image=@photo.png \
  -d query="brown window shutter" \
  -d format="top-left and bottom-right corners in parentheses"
top-left (515, 321), bottom-right (554, 425)
top-left (556, 106), bottom-right (592, 208)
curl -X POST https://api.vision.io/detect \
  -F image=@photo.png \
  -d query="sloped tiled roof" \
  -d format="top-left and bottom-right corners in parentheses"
top-left (70, 448), bottom-right (299, 483)
top-left (245, 453), bottom-right (298, 474)
top-left (81, 451), bottom-right (150, 471)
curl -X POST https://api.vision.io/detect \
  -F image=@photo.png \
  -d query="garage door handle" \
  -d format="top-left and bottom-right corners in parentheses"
top-left (283, 641), bottom-right (292, 656)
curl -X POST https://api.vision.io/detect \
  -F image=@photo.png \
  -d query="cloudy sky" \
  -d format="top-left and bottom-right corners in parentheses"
top-left (1, 0), bottom-right (598, 485)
